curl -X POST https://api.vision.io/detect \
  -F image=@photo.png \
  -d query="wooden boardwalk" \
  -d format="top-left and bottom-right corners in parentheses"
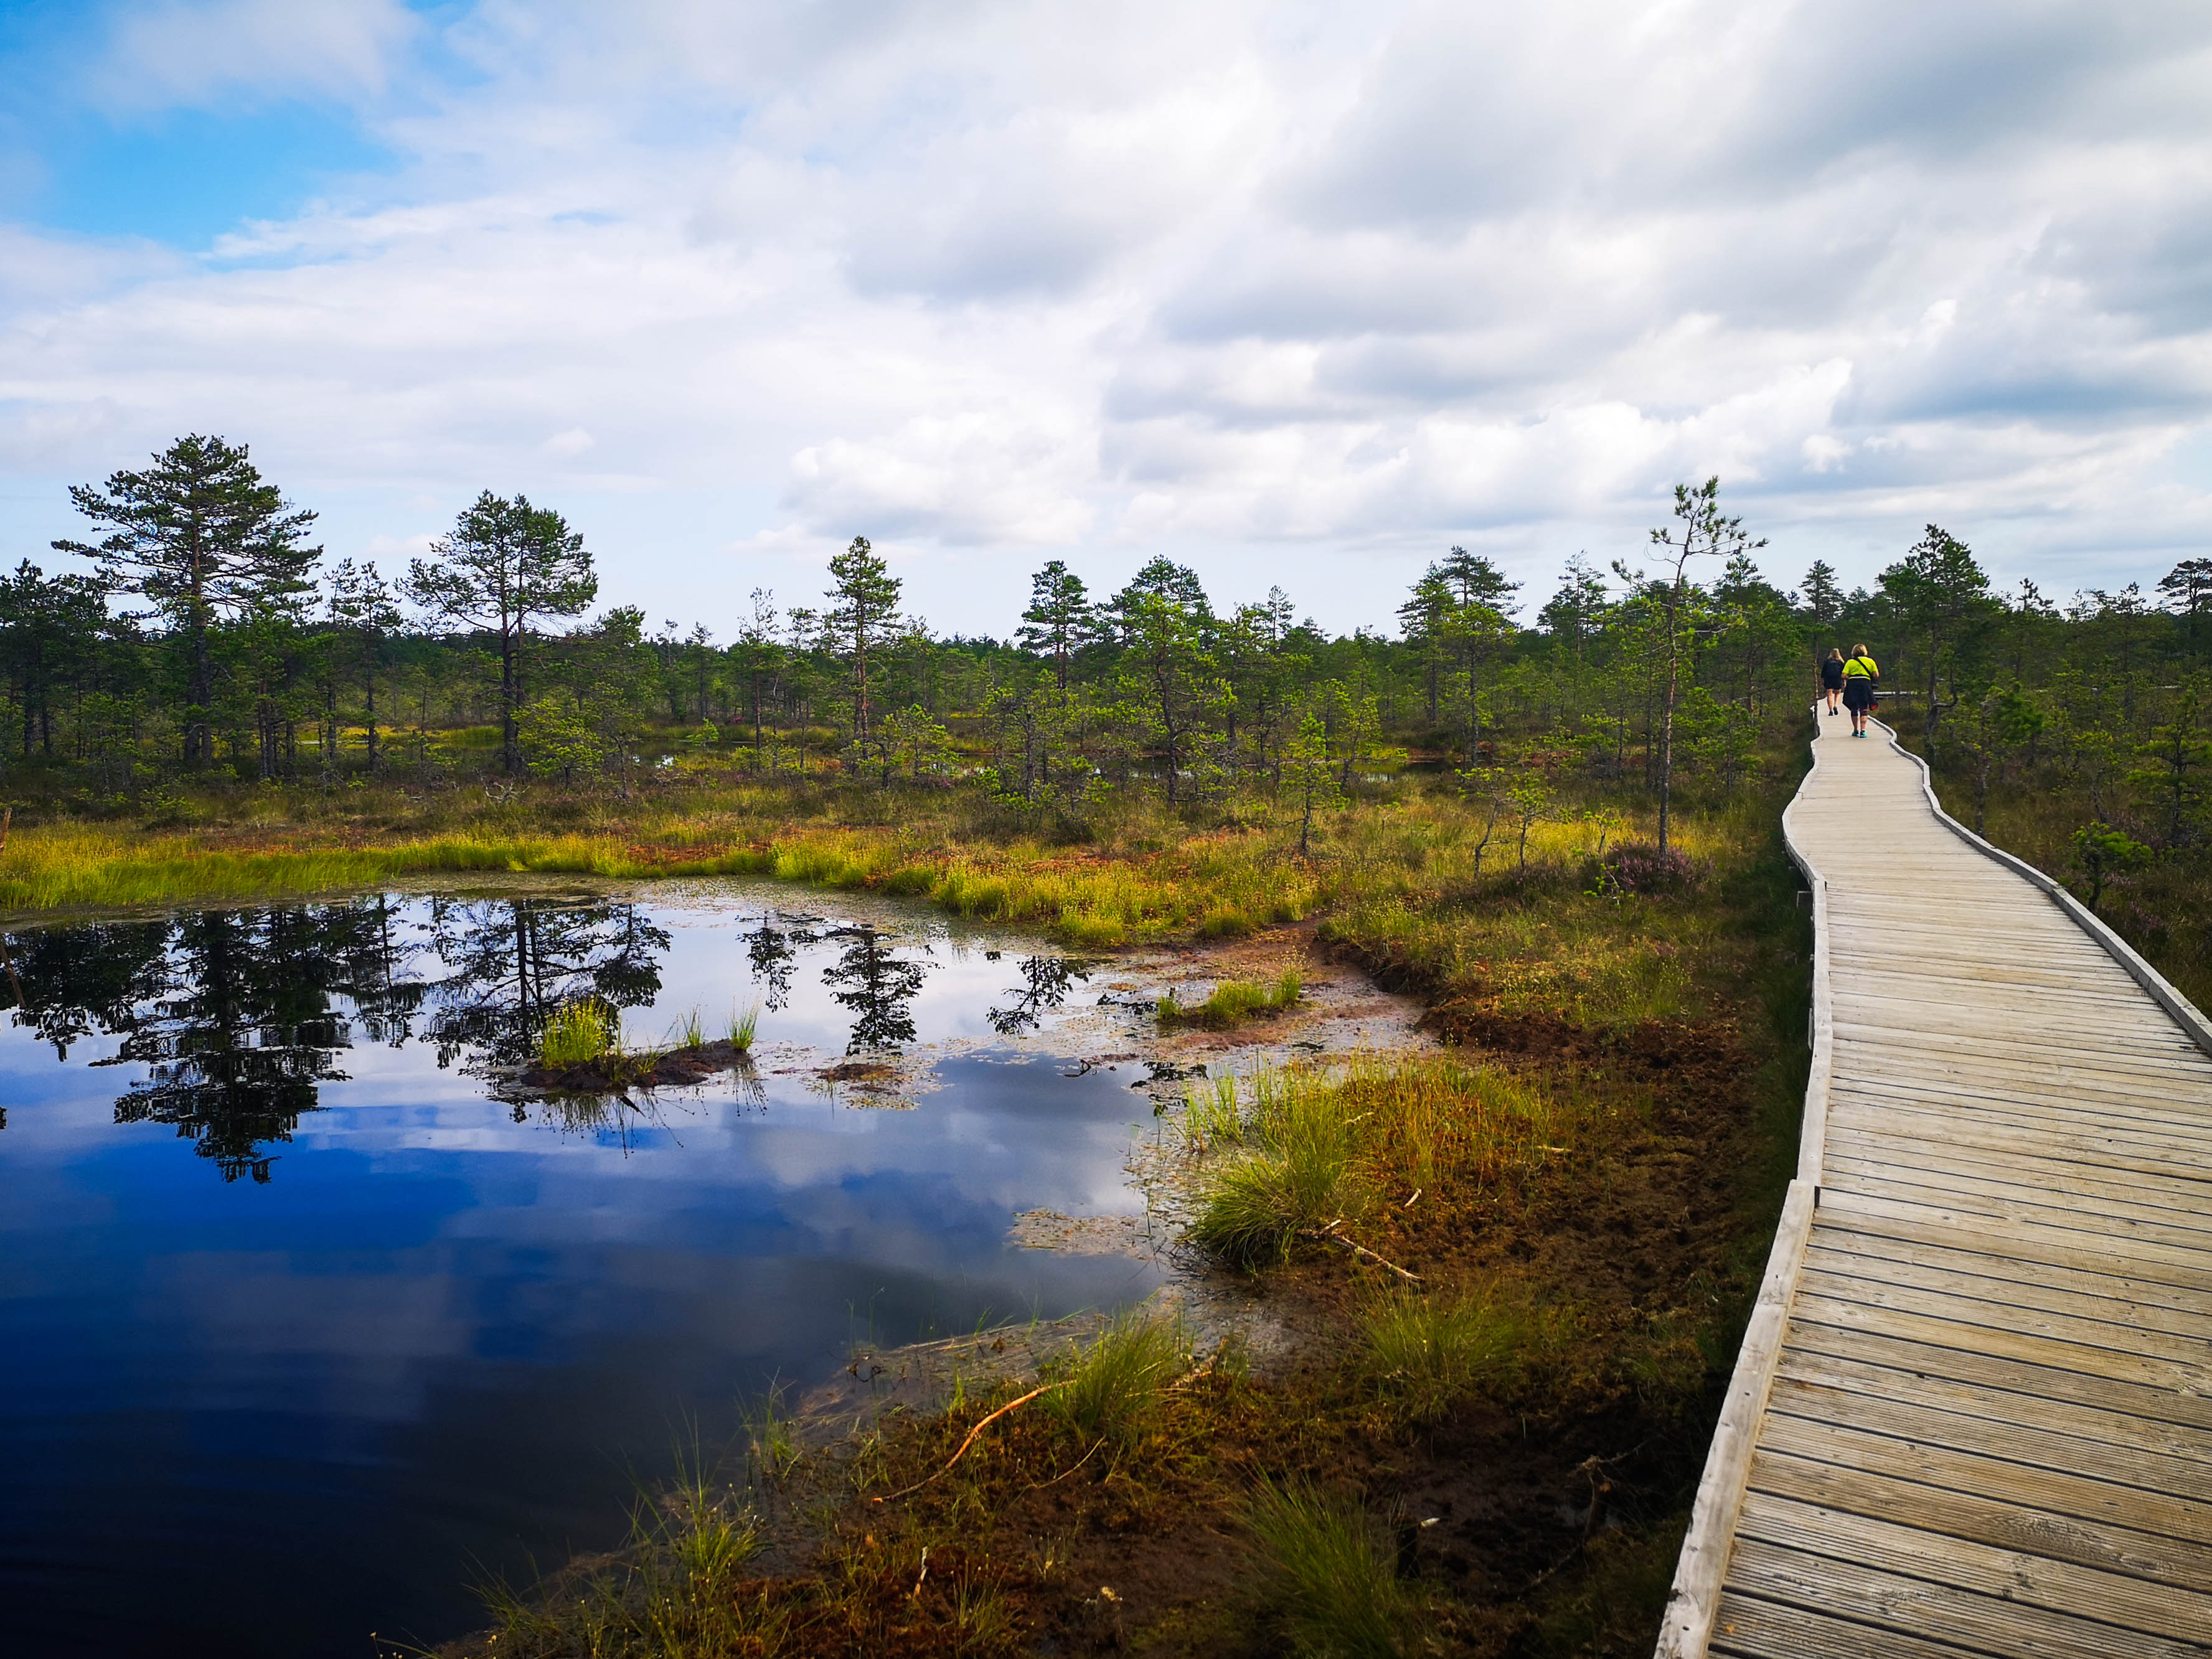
top-left (1657, 713), bottom-right (2212, 1658)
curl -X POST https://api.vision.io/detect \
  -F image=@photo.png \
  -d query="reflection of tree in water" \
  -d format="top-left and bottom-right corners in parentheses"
top-left (1, 900), bottom-right (425, 1183)
top-left (743, 918), bottom-right (797, 1010)
top-left (821, 929), bottom-right (926, 1053)
top-left (0, 895), bottom-right (675, 1178)
top-left (1, 919), bottom-right (171, 1061)
top-left (420, 898), bottom-right (671, 1069)
top-left (987, 956), bottom-right (1089, 1035)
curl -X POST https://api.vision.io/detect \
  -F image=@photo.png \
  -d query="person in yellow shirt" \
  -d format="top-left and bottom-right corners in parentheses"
top-left (1840, 645), bottom-right (1879, 737)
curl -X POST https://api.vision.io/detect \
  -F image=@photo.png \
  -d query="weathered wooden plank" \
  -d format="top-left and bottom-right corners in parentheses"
top-left (1736, 1488), bottom-right (2212, 1638)
top-left (1825, 1099), bottom-right (2212, 1179)
top-left (1828, 1053), bottom-right (2212, 1119)
top-left (1805, 1224), bottom-right (2212, 1324)
top-left (1755, 1413), bottom-right (2212, 1549)
top-left (1828, 1022), bottom-right (2212, 1086)
top-left (1772, 1347), bottom-right (2212, 1466)
top-left (1807, 1195), bottom-right (2212, 1294)
top-left (1812, 1173), bottom-right (2212, 1260)
top-left (1827, 1030), bottom-right (2212, 1086)
top-left (1818, 1152), bottom-right (2212, 1243)
top-left (1799, 1243), bottom-right (2212, 1343)
top-left (1721, 1538), bottom-right (2210, 1659)
top-left (1826, 954), bottom-right (2158, 998)
top-left (1824, 1136), bottom-right (2212, 1221)
top-left (1827, 1080), bottom-right (2212, 1154)
top-left (1834, 994), bottom-right (2201, 1056)
top-left (1749, 1455), bottom-right (2212, 1604)
top-left (1789, 1287), bottom-right (2212, 1394)
top-left (1709, 1594), bottom-right (2048, 1659)
top-left (1763, 1375), bottom-right (2212, 1511)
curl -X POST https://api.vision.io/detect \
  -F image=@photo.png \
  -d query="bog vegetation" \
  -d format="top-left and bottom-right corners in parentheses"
top-left (9, 436), bottom-right (2186, 1655)
top-left (9, 439), bottom-right (2195, 967)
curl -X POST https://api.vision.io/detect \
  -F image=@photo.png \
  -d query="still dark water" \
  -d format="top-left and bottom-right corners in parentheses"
top-left (0, 885), bottom-right (1164, 1658)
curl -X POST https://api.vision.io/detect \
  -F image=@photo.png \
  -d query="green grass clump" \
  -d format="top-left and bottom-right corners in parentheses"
top-left (1158, 969), bottom-right (1302, 1030)
top-left (1244, 1478), bottom-right (1413, 1659)
top-left (1358, 1288), bottom-right (1576, 1421)
top-left (1185, 1057), bottom-right (1578, 1269)
top-left (1047, 1310), bottom-right (1191, 1447)
top-left (1177, 1071), bottom-right (1248, 1152)
top-left (728, 1002), bottom-right (760, 1051)
top-left (479, 1464), bottom-right (772, 1655)
top-left (539, 1000), bottom-right (621, 1066)
top-left (1186, 1076), bottom-right (1365, 1266)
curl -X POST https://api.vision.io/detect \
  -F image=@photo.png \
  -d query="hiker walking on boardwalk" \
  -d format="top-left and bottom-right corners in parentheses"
top-left (1840, 644), bottom-right (1879, 736)
top-left (1820, 647), bottom-right (1845, 717)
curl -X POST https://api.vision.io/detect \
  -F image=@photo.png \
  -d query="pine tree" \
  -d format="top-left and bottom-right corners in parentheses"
top-left (1800, 560), bottom-right (1843, 626)
top-left (2158, 558), bottom-right (2212, 657)
top-left (1017, 560), bottom-right (1092, 689)
top-left (1649, 478), bottom-right (1763, 853)
top-left (55, 434), bottom-right (320, 768)
top-left (404, 493), bottom-right (598, 776)
top-left (1879, 525), bottom-right (1993, 753)
top-left (1538, 553), bottom-right (1609, 662)
top-left (824, 536), bottom-right (902, 760)
top-left (0, 560), bottom-right (108, 759)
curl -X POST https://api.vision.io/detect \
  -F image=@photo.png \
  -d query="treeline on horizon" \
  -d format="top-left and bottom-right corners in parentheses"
top-left (4, 433), bottom-right (2210, 857)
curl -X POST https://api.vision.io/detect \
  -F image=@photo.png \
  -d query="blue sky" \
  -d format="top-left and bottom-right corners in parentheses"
top-left (4, 0), bottom-right (2211, 637)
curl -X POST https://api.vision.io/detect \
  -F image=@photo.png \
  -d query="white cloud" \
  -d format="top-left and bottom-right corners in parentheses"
top-left (7, 0), bottom-right (2212, 632)
top-left (92, 0), bottom-right (418, 110)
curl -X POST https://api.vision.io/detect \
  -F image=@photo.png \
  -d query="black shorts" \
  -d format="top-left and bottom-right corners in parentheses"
top-left (1821, 669), bottom-right (1844, 690)
top-left (1842, 680), bottom-right (1875, 712)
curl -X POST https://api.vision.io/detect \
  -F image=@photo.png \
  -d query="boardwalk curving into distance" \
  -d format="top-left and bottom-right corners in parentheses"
top-left (1657, 711), bottom-right (2212, 1658)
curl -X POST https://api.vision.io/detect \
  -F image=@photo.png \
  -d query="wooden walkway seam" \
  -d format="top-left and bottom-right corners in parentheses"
top-left (1655, 713), bottom-right (2212, 1658)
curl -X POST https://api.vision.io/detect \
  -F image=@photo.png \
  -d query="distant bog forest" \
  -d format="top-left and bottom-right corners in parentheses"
top-left (7, 435), bottom-right (2210, 889)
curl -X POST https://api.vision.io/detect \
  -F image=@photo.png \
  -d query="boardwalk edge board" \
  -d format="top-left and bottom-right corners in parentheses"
top-left (1652, 708), bottom-right (2212, 1659)
top-left (1655, 708), bottom-right (1838, 1658)
top-left (1877, 719), bottom-right (2212, 1063)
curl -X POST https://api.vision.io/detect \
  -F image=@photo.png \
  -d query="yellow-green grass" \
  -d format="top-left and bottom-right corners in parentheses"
top-left (1355, 1285), bottom-right (1581, 1422)
top-left (1319, 792), bottom-right (1755, 1027)
top-left (0, 816), bottom-right (1320, 947)
top-left (1185, 1055), bottom-right (1576, 1267)
top-left (1043, 1310), bottom-right (1192, 1449)
top-left (1157, 968), bottom-right (1302, 1029)
top-left (0, 757), bottom-right (1772, 1027)
top-left (539, 999), bottom-right (623, 1066)
top-left (1241, 1477), bottom-right (1418, 1659)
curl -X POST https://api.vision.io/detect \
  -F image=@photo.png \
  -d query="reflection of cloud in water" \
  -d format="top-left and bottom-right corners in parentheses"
top-left (0, 886), bottom-right (1157, 1657)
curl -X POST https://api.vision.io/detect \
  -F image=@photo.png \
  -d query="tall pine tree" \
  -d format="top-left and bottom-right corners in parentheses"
top-left (55, 434), bottom-right (319, 767)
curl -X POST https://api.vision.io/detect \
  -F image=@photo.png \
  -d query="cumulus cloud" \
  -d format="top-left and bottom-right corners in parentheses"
top-left (4, 0), bottom-right (2211, 632)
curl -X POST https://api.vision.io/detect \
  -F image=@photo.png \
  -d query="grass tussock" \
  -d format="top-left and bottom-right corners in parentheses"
top-left (539, 999), bottom-right (621, 1067)
top-left (1045, 1311), bottom-right (1192, 1448)
top-left (1357, 1287), bottom-right (1581, 1422)
top-left (727, 1003), bottom-right (760, 1051)
top-left (1174, 1071), bottom-right (1249, 1153)
top-left (479, 1469), bottom-right (771, 1657)
top-left (1184, 1056), bottom-right (1571, 1269)
top-left (1157, 969), bottom-right (1302, 1030)
top-left (1243, 1478), bottom-right (1416, 1659)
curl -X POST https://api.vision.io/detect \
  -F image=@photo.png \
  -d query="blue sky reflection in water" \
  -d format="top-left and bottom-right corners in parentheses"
top-left (0, 886), bottom-right (1164, 1658)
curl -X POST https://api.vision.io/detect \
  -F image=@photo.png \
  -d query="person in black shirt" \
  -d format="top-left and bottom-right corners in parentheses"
top-left (1820, 647), bottom-right (1845, 716)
